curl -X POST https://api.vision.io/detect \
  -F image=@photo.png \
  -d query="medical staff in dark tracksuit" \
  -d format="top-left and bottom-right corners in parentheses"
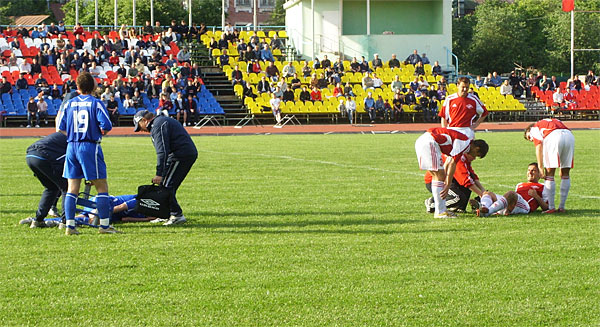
top-left (24, 132), bottom-right (68, 228)
top-left (133, 110), bottom-right (197, 226)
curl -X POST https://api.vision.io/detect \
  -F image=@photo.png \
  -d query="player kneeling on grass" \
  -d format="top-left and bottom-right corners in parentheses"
top-left (474, 163), bottom-right (548, 217)
top-left (415, 127), bottom-right (488, 218)
top-left (524, 118), bottom-right (574, 213)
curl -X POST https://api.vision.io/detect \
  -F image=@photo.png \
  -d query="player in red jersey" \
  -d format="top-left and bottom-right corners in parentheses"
top-left (439, 77), bottom-right (488, 140)
top-left (424, 152), bottom-right (486, 213)
top-left (524, 118), bottom-right (574, 213)
top-left (475, 163), bottom-right (548, 217)
top-left (415, 127), bottom-right (488, 218)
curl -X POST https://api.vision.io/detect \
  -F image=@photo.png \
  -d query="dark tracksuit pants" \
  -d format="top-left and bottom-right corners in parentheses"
top-left (425, 178), bottom-right (471, 211)
top-left (26, 156), bottom-right (67, 222)
top-left (162, 156), bottom-right (197, 216)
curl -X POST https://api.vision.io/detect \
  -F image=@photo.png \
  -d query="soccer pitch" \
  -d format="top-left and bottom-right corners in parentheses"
top-left (1, 131), bottom-right (599, 326)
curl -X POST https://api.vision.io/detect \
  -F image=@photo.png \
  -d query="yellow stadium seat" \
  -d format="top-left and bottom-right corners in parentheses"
top-left (211, 48), bottom-right (221, 57)
top-left (257, 31), bottom-right (266, 38)
top-left (278, 30), bottom-right (288, 38)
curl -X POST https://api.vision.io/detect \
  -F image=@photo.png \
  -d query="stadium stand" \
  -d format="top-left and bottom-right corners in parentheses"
top-left (0, 24), bottom-right (224, 126)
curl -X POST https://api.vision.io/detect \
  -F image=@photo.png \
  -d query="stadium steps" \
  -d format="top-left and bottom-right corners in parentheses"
top-left (200, 68), bottom-right (246, 124)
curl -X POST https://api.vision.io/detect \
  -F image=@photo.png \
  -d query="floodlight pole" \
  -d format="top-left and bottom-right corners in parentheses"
top-left (150, 0), bottom-right (154, 26)
top-left (75, 0), bottom-right (79, 25)
top-left (133, 0), bottom-right (136, 27)
top-left (253, 0), bottom-right (258, 31)
top-left (114, 0), bottom-right (118, 28)
top-left (189, 0), bottom-right (193, 27)
top-left (366, 0), bottom-right (370, 36)
top-left (222, 0), bottom-right (226, 30)
top-left (94, 0), bottom-right (98, 30)
top-left (311, 0), bottom-right (315, 59)
top-left (570, 10), bottom-right (574, 78)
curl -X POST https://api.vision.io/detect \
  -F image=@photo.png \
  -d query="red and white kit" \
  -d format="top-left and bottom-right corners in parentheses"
top-left (415, 127), bottom-right (471, 171)
top-left (529, 118), bottom-right (574, 168)
top-left (439, 93), bottom-right (488, 139)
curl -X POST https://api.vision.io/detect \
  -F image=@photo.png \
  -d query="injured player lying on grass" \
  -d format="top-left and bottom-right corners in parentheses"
top-left (470, 163), bottom-right (549, 217)
top-left (19, 194), bottom-right (160, 227)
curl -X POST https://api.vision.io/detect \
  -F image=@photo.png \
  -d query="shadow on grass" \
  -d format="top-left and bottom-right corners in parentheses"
top-left (0, 193), bottom-right (37, 197)
top-left (0, 209), bottom-right (34, 214)
top-left (207, 228), bottom-right (473, 235)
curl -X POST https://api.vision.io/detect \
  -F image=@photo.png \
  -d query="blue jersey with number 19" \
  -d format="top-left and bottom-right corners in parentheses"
top-left (59, 94), bottom-right (112, 142)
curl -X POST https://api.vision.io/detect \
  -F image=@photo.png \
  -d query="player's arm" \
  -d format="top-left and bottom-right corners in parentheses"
top-left (152, 121), bottom-right (171, 184)
top-left (535, 143), bottom-right (545, 177)
top-left (97, 101), bottom-right (113, 135)
top-left (112, 202), bottom-right (128, 213)
top-left (528, 189), bottom-right (549, 211)
top-left (440, 117), bottom-right (448, 128)
top-left (442, 157), bottom-right (458, 199)
top-left (469, 180), bottom-right (485, 197)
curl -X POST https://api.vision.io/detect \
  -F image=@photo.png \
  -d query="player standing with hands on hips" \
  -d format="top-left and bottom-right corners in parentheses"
top-left (58, 72), bottom-right (120, 235)
top-left (524, 118), bottom-right (574, 213)
top-left (133, 110), bottom-right (197, 225)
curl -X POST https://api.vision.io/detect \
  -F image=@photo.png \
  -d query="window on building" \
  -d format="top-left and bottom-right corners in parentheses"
top-left (236, 0), bottom-right (251, 7)
top-left (259, 0), bottom-right (275, 8)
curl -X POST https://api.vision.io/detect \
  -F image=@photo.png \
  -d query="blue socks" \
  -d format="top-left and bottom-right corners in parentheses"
top-left (96, 192), bottom-right (110, 229)
top-left (64, 193), bottom-right (77, 229)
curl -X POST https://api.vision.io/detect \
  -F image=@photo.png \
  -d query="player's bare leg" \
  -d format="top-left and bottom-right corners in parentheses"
top-left (543, 168), bottom-right (556, 213)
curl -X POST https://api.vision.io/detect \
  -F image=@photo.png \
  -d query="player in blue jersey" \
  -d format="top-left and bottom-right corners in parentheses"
top-left (58, 72), bottom-right (120, 235)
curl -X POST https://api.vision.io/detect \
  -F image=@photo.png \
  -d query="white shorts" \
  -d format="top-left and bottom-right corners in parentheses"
top-left (543, 129), bottom-right (574, 169)
top-left (415, 133), bottom-right (443, 171)
top-left (448, 126), bottom-right (474, 140)
top-left (498, 194), bottom-right (530, 215)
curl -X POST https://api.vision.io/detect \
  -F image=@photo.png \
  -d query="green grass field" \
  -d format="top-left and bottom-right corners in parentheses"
top-left (1, 131), bottom-right (599, 326)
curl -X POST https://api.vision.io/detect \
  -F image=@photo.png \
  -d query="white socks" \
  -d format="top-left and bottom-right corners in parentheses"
top-left (543, 177), bottom-right (556, 210)
top-left (431, 181), bottom-right (447, 214)
top-left (559, 177), bottom-right (570, 209)
top-left (487, 196), bottom-right (507, 215)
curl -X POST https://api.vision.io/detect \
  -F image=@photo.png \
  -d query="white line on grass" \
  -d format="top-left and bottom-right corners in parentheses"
top-left (197, 149), bottom-right (599, 200)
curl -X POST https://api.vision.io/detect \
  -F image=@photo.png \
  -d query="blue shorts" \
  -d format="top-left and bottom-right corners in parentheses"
top-left (63, 142), bottom-right (107, 180)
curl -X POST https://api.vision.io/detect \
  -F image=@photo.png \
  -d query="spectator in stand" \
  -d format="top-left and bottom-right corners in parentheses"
top-left (16, 73), bottom-right (28, 90)
top-left (265, 61), bottom-right (279, 81)
top-left (282, 86), bottom-right (294, 102)
top-left (173, 92), bottom-right (188, 126)
top-left (270, 34), bottom-right (282, 50)
top-left (184, 94), bottom-right (198, 125)
top-left (310, 86), bottom-right (322, 101)
top-left (257, 75), bottom-right (271, 94)
top-left (364, 92), bottom-right (376, 123)
top-left (337, 98), bottom-right (346, 118)
top-left (73, 34), bottom-right (84, 50)
top-left (548, 75), bottom-right (559, 91)
top-left (9, 38), bottom-right (19, 49)
top-left (299, 86), bottom-right (311, 102)
top-left (552, 88), bottom-right (565, 111)
top-left (414, 62), bottom-right (425, 76)
top-left (282, 62), bottom-right (296, 78)
top-left (474, 75), bottom-right (484, 88)
top-left (231, 65), bottom-right (244, 85)
top-left (362, 72), bottom-right (374, 90)
top-left (123, 93), bottom-right (134, 110)
top-left (106, 95), bottom-right (119, 125)
top-left (345, 96), bottom-right (356, 124)
top-left (432, 61), bottom-right (442, 76)
top-left (538, 74), bottom-right (549, 91)
top-left (343, 82), bottom-right (355, 97)
top-left (302, 61), bottom-right (312, 77)
top-left (260, 44), bottom-right (275, 62)
top-left (248, 59), bottom-right (261, 74)
top-left (219, 49), bottom-right (230, 67)
top-left (405, 89), bottom-right (417, 106)
top-left (421, 53), bottom-right (430, 65)
top-left (90, 33), bottom-right (103, 50)
top-left (409, 77), bottom-right (419, 92)
top-left (375, 95), bottom-right (385, 118)
top-left (359, 56), bottom-right (370, 73)
top-left (317, 73), bottom-right (328, 89)
top-left (157, 93), bottom-right (172, 116)
top-left (8, 53), bottom-right (18, 67)
top-left (321, 55), bottom-right (331, 69)
top-left (143, 21), bottom-right (154, 35)
top-left (490, 72), bottom-right (502, 87)
top-left (333, 58), bottom-right (345, 76)
top-left (153, 21), bottom-right (163, 34)
top-left (393, 93), bottom-right (404, 122)
top-left (372, 73), bottom-right (383, 89)
top-left (383, 99), bottom-right (393, 122)
top-left (572, 75), bottom-right (582, 91)
top-left (309, 73), bottom-right (318, 90)
top-left (350, 57), bottom-right (360, 73)
top-left (218, 34), bottom-right (229, 50)
top-left (312, 57), bottom-right (321, 69)
top-left (500, 80), bottom-right (512, 96)
top-left (37, 97), bottom-right (48, 126)
top-left (391, 75), bottom-right (403, 93)
top-left (270, 93), bottom-right (282, 124)
top-left (0, 76), bottom-right (12, 95)
top-left (50, 84), bottom-right (61, 99)
top-left (56, 21), bottom-right (67, 34)
top-left (27, 97), bottom-right (38, 128)
top-left (418, 76), bottom-right (430, 92)
top-left (101, 87), bottom-right (112, 104)
top-left (405, 49), bottom-right (422, 65)
top-left (177, 47), bottom-right (191, 63)
top-left (372, 54), bottom-right (383, 69)
top-left (585, 70), bottom-right (596, 86)
top-left (388, 54), bottom-right (400, 69)
top-left (290, 73), bottom-right (302, 90)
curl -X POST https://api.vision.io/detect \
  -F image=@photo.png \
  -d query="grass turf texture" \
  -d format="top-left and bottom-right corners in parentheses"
top-left (0, 131), bottom-right (599, 326)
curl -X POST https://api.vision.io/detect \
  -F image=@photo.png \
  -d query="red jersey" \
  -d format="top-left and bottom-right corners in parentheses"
top-left (515, 182), bottom-right (544, 212)
top-left (424, 153), bottom-right (478, 187)
top-left (529, 118), bottom-right (569, 146)
top-left (427, 127), bottom-right (472, 161)
top-left (439, 93), bottom-right (488, 128)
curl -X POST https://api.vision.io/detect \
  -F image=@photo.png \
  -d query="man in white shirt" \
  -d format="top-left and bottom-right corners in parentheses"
top-left (282, 62), bottom-right (296, 78)
top-left (345, 96), bottom-right (356, 124)
top-left (270, 93), bottom-right (282, 124)
top-left (372, 73), bottom-right (383, 89)
top-left (19, 61), bottom-right (32, 74)
top-left (552, 88), bottom-right (565, 110)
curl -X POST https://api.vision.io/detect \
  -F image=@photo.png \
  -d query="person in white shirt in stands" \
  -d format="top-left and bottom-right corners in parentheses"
top-left (372, 73), bottom-right (383, 89)
top-left (36, 96), bottom-right (49, 126)
top-left (500, 80), bottom-right (512, 96)
top-left (282, 62), bottom-right (296, 78)
top-left (270, 93), bottom-right (282, 124)
top-left (19, 61), bottom-right (31, 74)
top-left (552, 88), bottom-right (565, 110)
top-left (123, 93), bottom-right (134, 109)
top-left (345, 96), bottom-right (356, 125)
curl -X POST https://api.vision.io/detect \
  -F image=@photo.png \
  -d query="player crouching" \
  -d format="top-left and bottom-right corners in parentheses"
top-left (415, 127), bottom-right (488, 218)
top-left (474, 163), bottom-right (548, 217)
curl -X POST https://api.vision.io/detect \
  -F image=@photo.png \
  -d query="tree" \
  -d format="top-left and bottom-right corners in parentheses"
top-left (62, 0), bottom-right (224, 27)
top-left (265, 0), bottom-right (285, 26)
